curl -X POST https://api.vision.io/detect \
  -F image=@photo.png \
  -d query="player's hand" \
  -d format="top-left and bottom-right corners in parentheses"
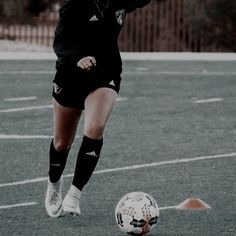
top-left (77, 56), bottom-right (96, 71)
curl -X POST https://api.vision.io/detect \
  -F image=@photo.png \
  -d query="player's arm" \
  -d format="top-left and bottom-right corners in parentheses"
top-left (53, 0), bottom-right (90, 69)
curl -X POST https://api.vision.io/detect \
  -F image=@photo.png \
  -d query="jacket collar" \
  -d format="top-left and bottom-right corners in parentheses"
top-left (92, 0), bottom-right (110, 17)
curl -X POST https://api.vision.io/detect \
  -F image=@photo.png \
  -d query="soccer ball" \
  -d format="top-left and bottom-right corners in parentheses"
top-left (115, 192), bottom-right (159, 235)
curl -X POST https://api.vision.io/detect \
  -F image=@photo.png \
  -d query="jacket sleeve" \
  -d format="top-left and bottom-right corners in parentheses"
top-left (119, 0), bottom-right (151, 13)
top-left (53, 0), bottom-right (86, 68)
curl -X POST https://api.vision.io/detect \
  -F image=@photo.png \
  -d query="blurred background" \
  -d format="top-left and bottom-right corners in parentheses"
top-left (0, 0), bottom-right (235, 52)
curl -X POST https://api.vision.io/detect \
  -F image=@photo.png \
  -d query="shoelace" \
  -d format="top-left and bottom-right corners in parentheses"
top-left (67, 192), bottom-right (80, 208)
top-left (49, 191), bottom-right (60, 205)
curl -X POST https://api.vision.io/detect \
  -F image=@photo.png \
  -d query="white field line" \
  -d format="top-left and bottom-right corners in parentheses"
top-left (0, 176), bottom-right (48, 188)
top-left (124, 71), bottom-right (236, 76)
top-left (0, 152), bottom-right (235, 188)
top-left (0, 105), bottom-right (52, 113)
top-left (0, 71), bottom-right (54, 75)
top-left (0, 202), bottom-right (38, 210)
top-left (194, 98), bottom-right (224, 104)
top-left (0, 134), bottom-right (53, 139)
top-left (4, 96), bottom-right (37, 102)
top-left (135, 67), bottom-right (148, 71)
top-left (116, 97), bottom-right (128, 102)
top-left (0, 134), bottom-right (80, 139)
top-left (0, 202), bottom-right (174, 211)
top-left (0, 97), bottom-right (127, 113)
top-left (1, 70), bottom-right (236, 76)
top-left (0, 201), bottom-right (173, 211)
top-left (159, 205), bottom-right (177, 211)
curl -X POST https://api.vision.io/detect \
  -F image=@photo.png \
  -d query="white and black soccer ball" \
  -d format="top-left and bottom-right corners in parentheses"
top-left (115, 192), bottom-right (159, 235)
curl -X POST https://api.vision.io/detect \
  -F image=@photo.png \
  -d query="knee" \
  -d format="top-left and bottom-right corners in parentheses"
top-left (85, 122), bottom-right (105, 139)
top-left (53, 139), bottom-right (71, 152)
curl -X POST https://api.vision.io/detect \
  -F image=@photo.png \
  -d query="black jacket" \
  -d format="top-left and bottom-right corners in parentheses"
top-left (53, 0), bottom-right (151, 77)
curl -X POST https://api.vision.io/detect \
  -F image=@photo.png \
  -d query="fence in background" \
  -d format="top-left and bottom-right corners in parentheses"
top-left (0, 0), bottom-right (220, 52)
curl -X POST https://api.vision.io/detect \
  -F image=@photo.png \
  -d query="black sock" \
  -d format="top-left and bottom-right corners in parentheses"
top-left (72, 135), bottom-right (103, 191)
top-left (48, 140), bottom-right (69, 183)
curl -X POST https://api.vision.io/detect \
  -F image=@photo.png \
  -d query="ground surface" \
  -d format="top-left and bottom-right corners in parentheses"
top-left (0, 59), bottom-right (236, 236)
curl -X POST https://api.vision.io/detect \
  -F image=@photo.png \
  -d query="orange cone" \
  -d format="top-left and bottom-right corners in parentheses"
top-left (176, 198), bottom-right (211, 210)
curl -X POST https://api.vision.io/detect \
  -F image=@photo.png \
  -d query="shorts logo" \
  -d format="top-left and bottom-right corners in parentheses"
top-left (109, 80), bottom-right (116, 86)
top-left (115, 9), bottom-right (126, 25)
top-left (53, 83), bottom-right (62, 94)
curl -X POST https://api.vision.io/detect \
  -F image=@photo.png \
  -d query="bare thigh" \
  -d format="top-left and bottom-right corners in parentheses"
top-left (53, 99), bottom-right (83, 151)
top-left (84, 87), bottom-right (118, 139)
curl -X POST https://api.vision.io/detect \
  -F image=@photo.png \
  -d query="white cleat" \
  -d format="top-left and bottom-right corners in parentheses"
top-left (62, 185), bottom-right (81, 216)
top-left (45, 178), bottom-right (63, 217)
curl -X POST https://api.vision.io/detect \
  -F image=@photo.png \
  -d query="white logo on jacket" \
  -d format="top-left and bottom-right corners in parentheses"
top-left (115, 9), bottom-right (126, 25)
top-left (53, 83), bottom-right (62, 94)
top-left (89, 15), bottom-right (99, 21)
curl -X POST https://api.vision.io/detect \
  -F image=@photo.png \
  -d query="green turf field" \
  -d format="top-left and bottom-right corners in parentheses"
top-left (0, 58), bottom-right (236, 235)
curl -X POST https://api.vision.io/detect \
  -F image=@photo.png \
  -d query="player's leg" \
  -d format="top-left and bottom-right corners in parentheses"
top-left (74, 87), bottom-right (117, 188)
top-left (49, 99), bottom-right (83, 181)
top-left (62, 87), bottom-right (117, 215)
top-left (83, 87), bottom-right (118, 139)
top-left (45, 99), bottom-right (83, 217)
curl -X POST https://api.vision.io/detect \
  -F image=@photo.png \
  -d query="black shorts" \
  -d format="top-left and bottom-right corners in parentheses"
top-left (52, 64), bottom-right (121, 109)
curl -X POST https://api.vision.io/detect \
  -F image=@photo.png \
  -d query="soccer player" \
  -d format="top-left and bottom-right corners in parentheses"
top-left (45, 0), bottom-right (151, 217)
